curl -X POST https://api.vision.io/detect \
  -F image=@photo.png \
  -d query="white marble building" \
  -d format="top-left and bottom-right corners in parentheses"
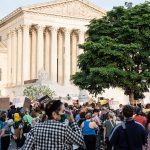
top-left (0, 42), bottom-right (7, 96)
top-left (0, 0), bottom-right (149, 104)
top-left (0, 0), bottom-right (106, 99)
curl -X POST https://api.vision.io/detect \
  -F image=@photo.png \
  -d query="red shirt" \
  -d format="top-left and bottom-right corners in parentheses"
top-left (134, 115), bottom-right (147, 127)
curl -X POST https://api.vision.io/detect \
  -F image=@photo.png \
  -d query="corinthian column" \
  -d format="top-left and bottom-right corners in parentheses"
top-left (7, 32), bottom-right (11, 86)
top-left (37, 25), bottom-right (44, 75)
top-left (51, 27), bottom-right (58, 83)
top-left (31, 28), bottom-right (37, 79)
top-left (64, 28), bottom-right (71, 85)
top-left (17, 26), bottom-right (23, 85)
top-left (44, 28), bottom-right (51, 79)
top-left (22, 25), bottom-right (30, 83)
top-left (57, 29), bottom-right (64, 85)
top-left (78, 30), bottom-right (85, 55)
top-left (12, 30), bottom-right (17, 86)
top-left (71, 31), bottom-right (78, 75)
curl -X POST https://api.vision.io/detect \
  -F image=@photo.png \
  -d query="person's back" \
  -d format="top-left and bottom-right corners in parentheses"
top-left (82, 120), bottom-right (97, 136)
top-left (25, 120), bottom-right (81, 149)
top-left (110, 120), bottom-right (147, 150)
top-left (103, 112), bottom-right (116, 150)
top-left (109, 105), bottom-right (147, 150)
top-left (23, 100), bottom-right (84, 150)
top-left (81, 113), bottom-right (98, 150)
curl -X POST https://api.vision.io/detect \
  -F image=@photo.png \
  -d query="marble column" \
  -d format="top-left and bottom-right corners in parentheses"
top-left (51, 27), bottom-right (58, 83)
top-left (71, 31), bottom-right (78, 75)
top-left (12, 30), bottom-right (17, 86)
top-left (37, 25), bottom-right (44, 75)
top-left (64, 28), bottom-right (71, 85)
top-left (22, 25), bottom-right (30, 82)
top-left (78, 30), bottom-right (85, 55)
top-left (44, 28), bottom-right (51, 79)
top-left (57, 30), bottom-right (64, 85)
top-left (7, 32), bottom-right (11, 86)
top-left (31, 28), bottom-right (37, 79)
top-left (17, 26), bottom-right (23, 85)
top-left (76, 30), bottom-right (85, 72)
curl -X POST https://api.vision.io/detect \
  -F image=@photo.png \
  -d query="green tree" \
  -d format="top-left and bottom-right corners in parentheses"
top-left (36, 85), bottom-right (55, 98)
top-left (23, 85), bottom-right (38, 101)
top-left (23, 85), bottom-right (55, 101)
top-left (71, 2), bottom-right (150, 102)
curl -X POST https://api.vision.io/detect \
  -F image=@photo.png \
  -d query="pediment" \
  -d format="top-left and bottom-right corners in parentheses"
top-left (24, 0), bottom-right (106, 20)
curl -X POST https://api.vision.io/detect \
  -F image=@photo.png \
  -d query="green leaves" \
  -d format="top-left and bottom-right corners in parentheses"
top-left (71, 2), bottom-right (150, 100)
top-left (23, 85), bottom-right (55, 101)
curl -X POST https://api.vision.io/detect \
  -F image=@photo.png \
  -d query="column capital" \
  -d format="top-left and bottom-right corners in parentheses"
top-left (16, 26), bottom-right (23, 34)
top-left (11, 30), bottom-right (17, 36)
top-left (50, 26), bottom-right (59, 32)
top-left (64, 28), bottom-right (72, 34)
top-left (17, 25), bottom-right (22, 30)
top-left (7, 31), bottom-right (11, 38)
top-left (35, 25), bottom-right (45, 31)
top-left (22, 24), bottom-right (30, 30)
top-left (77, 29), bottom-right (86, 35)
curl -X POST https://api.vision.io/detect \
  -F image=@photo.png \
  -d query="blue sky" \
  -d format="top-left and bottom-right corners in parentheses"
top-left (0, 0), bottom-right (146, 19)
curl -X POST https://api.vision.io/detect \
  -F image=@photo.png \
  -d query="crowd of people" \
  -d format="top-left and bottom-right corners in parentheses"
top-left (0, 99), bottom-right (150, 150)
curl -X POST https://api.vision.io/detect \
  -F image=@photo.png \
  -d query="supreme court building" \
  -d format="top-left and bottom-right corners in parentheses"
top-left (0, 0), bottom-right (107, 100)
top-left (0, 0), bottom-right (149, 104)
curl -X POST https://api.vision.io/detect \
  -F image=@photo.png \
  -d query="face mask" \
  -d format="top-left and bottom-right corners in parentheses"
top-left (60, 113), bottom-right (67, 122)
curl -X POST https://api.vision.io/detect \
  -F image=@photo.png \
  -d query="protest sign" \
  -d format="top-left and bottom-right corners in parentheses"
top-left (0, 97), bottom-right (10, 110)
top-left (23, 97), bottom-right (31, 110)
top-left (13, 97), bottom-right (25, 108)
top-left (109, 101), bottom-right (120, 110)
top-left (38, 95), bottom-right (52, 105)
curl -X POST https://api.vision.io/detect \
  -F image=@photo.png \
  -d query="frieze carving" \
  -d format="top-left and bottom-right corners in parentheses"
top-left (0, 0), bottom-right (106, 27)
top-left (27, 0), bottom-right (105, 20)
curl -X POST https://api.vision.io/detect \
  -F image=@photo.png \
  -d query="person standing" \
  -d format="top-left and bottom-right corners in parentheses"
top-left (22, 109), bottom-right (32, 133)
top-left (23, 100), bottom-right (84, 150)
top-left (109, 105), bottom-right (147, 150)
top-left (0, 117), bottom-right (5, 150)
top-left (134, 107), bottom-right (147, 127)
top-left (116, 104), bottom-right (123, 117)
top-left (0, 113), bottom-right (12, 150)
top-left (103, 112), bottom-right (116, 150)
top-left (81, 113), bottom-right (98, 150)
top-left (146, 112), bottom-right (150, 150)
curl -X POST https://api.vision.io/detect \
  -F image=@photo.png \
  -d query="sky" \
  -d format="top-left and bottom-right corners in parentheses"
top-left (0, 0), bottom-right (147, 19)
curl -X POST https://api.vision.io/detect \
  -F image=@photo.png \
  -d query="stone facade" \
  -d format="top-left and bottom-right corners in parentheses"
top-left (0, 0), bottom-right (106, 100)
top-left (0, 0), bottom-right (149, 104)
top-left (0, 42), bottom-right (7, 96)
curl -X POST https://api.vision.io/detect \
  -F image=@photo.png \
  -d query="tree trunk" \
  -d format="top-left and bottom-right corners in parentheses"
top-left (129, 92), bottom-right (134, 105)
